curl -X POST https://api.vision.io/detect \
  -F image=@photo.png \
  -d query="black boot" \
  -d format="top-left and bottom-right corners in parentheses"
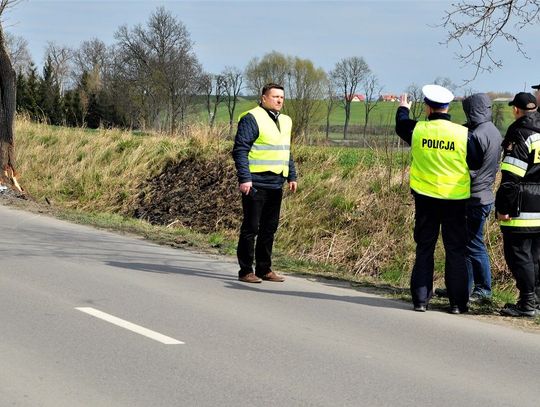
top-left (501, 292), bottom-right (538, 318)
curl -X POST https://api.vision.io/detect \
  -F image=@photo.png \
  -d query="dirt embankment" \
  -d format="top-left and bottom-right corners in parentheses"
top-left (134, 156), bottom-right (242, 233)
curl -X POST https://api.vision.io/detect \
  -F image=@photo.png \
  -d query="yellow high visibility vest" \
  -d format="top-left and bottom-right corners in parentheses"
top-left (239, 106), bottom-right (292, 177)
top-left (410, 120), bottom-right (470, 199)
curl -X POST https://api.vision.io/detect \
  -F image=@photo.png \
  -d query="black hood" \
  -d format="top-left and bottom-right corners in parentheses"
top-left (462, 93), bottom-right (492, 127)
top-left (519, 110), bottom-right (540, 133)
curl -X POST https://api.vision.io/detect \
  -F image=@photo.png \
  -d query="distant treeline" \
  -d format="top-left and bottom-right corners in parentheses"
top-left (6, 6), bottom-right (516, 138)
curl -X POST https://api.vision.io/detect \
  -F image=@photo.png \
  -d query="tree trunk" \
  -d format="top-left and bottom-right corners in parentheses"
top-left (325, 113), bottom-right (330, 140)
top-left (343, 102), bottom-right (351, 140)
top-left (0, 25), bottom-right (19, 189)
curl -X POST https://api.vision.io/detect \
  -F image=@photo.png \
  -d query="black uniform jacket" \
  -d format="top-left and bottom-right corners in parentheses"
top-left (495, 111), bottom-right (540, 234)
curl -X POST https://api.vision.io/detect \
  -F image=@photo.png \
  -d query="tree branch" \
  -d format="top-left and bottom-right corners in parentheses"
top-left (440, 0), bottom-right (540, 83)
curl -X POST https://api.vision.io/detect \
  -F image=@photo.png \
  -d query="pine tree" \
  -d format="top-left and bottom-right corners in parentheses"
top-left (24, 65), bottom-right (40, 119)
top-left (15, 69), bottom-right (27, 112)
top-left (39, 56), bottom-right (64, 124)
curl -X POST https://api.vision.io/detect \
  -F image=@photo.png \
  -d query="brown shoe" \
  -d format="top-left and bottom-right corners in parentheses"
top-left (260, 271), bottom-right (285, 282)
top-left (239, 272), bottom-right (262, 283)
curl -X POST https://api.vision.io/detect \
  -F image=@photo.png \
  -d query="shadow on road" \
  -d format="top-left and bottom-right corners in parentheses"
top-left (224, 280), bottom-right (411, 311)
top-left (106, 260), bottom-right (238, 282)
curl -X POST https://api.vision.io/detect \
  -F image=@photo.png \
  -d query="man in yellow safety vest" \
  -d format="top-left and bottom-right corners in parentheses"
top-left (232, 83), bottom-right (298, 283)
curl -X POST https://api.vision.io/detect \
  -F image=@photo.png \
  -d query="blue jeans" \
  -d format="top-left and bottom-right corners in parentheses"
top-left (466, 203), bottom-right (493, 297)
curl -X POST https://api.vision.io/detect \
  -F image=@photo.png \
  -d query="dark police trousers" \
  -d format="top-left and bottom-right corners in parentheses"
top-left (411, 194), bottom-right (469, 308)
top-left (502, 233), bottom-right (540, 306)
top-left (237, 187), bottom-right (283, 277)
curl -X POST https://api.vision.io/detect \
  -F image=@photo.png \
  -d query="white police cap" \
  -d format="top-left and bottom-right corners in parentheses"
top-left (422, 84), bottom-right (454, 105)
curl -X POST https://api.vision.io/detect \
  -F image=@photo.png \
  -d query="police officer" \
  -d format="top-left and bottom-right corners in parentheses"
top-left (496, 92), bottom-right (540, 317)
top-left (396, 85), bottom-right (482, 314)
top-left (232, 83), bottom-right (298, 283)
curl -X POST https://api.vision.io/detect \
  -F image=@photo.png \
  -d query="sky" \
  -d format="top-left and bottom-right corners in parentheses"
top-left (3, 0), bottom-right (540, 95)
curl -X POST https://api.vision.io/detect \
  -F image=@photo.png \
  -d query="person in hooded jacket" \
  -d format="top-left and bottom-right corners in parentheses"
top-left (496, 92), bottom-right (540, 317)
top-left (461, 94), bottom-right (502, 301)
top-left (436, 94), bottom-right (502, 301)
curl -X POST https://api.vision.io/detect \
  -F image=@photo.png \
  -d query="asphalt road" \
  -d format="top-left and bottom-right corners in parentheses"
top-left (1, 204), bottom-right (539, 407)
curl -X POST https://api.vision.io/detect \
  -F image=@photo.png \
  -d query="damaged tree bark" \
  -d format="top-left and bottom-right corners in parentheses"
top-left (0, 22), bottom-right (22, 193)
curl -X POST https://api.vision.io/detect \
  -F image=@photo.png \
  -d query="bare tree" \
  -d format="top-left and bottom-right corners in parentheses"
top-left (434, 76), bottom-right (457, 93)
top-left (115, 7), bottom-right (202, 134)
top-left (462, 87), bottom-right (477, 98)
top-left (0, 0), bottom-right (21, 15)
top-left (222, 65), bottom-right (243, 135)
top-left (405, 83), bottom-right (425, 120)
top-left (244, 51), bottom-right (290, 95)
top-left (0, 0), bottom-right (23, 192)
top-left (72, 38), bottom-right (109, 92)
top-left (285, 56), bottom-right (326, 139)
top-left (362, 73), bottom-right (382, 139)
top-left (45, 42), bottom-right (73, 95)
top-left (323, 78), bottom-right (338, 140)
top-left (245, 52), bottom-right (326, 139)
top-left (5, 32), bottom-right (31, 74)
top-left (330, 56), bottom-right (370, 139)
top-left (200, 73), bottom-right (226, 128)
top-left (441, 0), bottom-right (540, 80)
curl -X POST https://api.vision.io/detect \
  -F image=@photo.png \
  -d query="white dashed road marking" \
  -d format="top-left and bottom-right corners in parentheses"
top-left (76, 307), bottom-right (184, 345)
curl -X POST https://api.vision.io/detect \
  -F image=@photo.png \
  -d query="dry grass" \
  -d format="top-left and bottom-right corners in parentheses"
top-left (14, 119), bottom-right (228, 213)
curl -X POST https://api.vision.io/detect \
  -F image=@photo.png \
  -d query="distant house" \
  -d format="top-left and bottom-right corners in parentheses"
top-left (345, 94), bottom-right (366, 102)
top-left (379, 94), bottom-right (399, 102)
top-left (493, 97), bottom-right (512, 102)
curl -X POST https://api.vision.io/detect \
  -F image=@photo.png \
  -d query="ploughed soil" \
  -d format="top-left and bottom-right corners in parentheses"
top-left (134, 156), bottom-right (242, 233)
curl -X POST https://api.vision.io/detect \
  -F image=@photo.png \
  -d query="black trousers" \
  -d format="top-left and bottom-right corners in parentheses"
top-left (502, 232), bottom-right (540, 305)
top-left (411, 194), bottom-right (469, 308)
top-left (237, 187), bottom-right (283, 277)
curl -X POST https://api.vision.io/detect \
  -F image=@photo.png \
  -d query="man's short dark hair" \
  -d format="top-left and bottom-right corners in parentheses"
top-left (262, 83), bottom-right (284, 96)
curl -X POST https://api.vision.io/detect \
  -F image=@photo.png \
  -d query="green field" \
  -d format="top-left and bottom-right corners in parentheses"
top-left (192, 97), bottom-right (515, 139)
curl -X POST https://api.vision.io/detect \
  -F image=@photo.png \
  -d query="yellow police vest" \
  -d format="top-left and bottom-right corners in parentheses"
top-left (410, 120), bottom-right (470, 199)
top-left (239, 106), bottom-right (292, 177)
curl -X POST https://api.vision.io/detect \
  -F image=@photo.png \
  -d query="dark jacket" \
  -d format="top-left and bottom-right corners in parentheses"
top-left (395, 106), bottom-right (483, 171)
top-left (495, 110), bottom-right (540, 234)
top-left (462, 93), bottom-right (502, 205)
top-left (232, 106), bottom-right (297, 190)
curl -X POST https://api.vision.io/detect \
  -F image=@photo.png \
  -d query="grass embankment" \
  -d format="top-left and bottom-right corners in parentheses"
top-left (12, 118), bottom-right (522, 314)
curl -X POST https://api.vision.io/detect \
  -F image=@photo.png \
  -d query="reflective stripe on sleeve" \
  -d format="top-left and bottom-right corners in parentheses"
top-left (525, 133), bottom-right (540, 152)
top-left (501, 219), bottom-right (540, 227)
top-left (514, 212), bottom-right (540, 220)
top-left (502, 156), bottom-right (528, 170)
top-left (500, 162), bottom-right (526, 177)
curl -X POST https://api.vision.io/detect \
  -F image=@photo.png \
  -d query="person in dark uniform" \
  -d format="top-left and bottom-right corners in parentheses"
top-left (232, 83), bottom-right (298, 284)
top-left (396, 84), bottom-right (482, 314)
top-left (496, 92), bottom-right (540, 317)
